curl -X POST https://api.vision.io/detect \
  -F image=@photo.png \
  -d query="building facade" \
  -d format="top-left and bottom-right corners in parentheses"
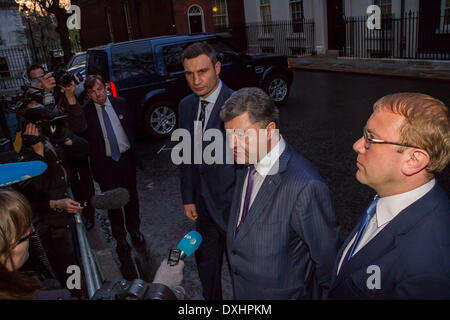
top-left (78, 0), bottom-right (246, 50)
top-left (242, 0), bottom-right (449, 59)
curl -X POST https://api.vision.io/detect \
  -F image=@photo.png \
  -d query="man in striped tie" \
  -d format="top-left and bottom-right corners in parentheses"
top-left (329, 93), bottom-right (450, 300)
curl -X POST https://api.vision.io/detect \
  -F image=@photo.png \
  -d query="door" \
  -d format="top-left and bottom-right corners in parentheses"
top-left (327, 0), bottom-right (345, 52)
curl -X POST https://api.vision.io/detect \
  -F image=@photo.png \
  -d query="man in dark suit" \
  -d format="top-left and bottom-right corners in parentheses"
top-left (329, 93), bottom-right (450, 299)
top-left (220, 87), bottom-right (340, 299)
top-left (83, 75), bottom-right (144, 280)
top-left (177, 42), bottom-right (236, 300)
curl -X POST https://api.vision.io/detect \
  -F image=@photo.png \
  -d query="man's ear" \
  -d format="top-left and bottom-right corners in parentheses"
top-left (214, 61), bottom-right (221, 76)
top-left (401, 149), bottom-right (430, 176)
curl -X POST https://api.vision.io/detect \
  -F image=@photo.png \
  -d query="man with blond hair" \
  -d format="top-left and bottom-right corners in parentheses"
top-left (329, 92), bottom-right (450, 300)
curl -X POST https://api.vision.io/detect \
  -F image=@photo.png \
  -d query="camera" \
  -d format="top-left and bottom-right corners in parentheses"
top-left (54, 70), bottom-right (83, 88)
top-left (92, 279), bottom-right (178, 300)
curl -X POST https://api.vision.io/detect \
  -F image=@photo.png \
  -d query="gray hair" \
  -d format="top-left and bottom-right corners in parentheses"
top-left (220, 87), bottom-right (279, 127)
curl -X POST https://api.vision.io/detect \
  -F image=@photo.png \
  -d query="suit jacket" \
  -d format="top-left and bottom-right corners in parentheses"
top-left (178, 83), bottom-right (236, 232)
top-left (83, 97), bottom-right (141, 184)
top-left (328, 183), bottom-right (450, 300)
top-left (226, 144), bottom-right (340, 299)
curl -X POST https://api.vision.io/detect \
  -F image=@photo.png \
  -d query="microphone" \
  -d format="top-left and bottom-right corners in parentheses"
top-left (168, 231), bottom-right (203, 266)
top-left (177, 230), bottom-right (202, 259)
top-left (0, 160), bottom-right (48, 187)
top-left (80, 187), bottom-right (130, 210)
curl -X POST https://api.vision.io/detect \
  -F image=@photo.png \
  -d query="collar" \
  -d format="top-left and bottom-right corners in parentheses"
top-left (94, 97), bottom-right (111, 109)
top-left (375, 179), bottom-right (436, 227)
top-left (254, 137), bottom-right (286, 176)
top-left (200, 80), bottom-right (222, 105)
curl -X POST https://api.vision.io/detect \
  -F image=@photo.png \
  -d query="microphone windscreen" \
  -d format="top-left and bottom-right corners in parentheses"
top-left (0, 161), bottom-right (47, 187)
top-left (177, 231), bottom-right (202, 257)
top-left (90, 187), bottom-right (130, 210)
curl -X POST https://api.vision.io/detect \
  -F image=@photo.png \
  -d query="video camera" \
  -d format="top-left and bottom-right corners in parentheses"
top-left (53, 70), bottom-right (83, 88)
top-left (8, 85), bottom-right (73, 145)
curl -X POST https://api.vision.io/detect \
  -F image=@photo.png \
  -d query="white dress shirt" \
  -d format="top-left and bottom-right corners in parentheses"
top-left (236, 137), bottom-right (286, 227)
top-left (94, 97), bottom-right (130, 157)
top-left (337, 178), bottom-right (436, 274)
top-left (195, 80), bottom-right (222, 132)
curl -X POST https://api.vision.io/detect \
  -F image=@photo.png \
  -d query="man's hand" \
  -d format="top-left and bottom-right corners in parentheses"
top-left (61, 81), bottom-right (77, 105)
top-left (24, 123), bottom-right (44, 156)
top-left (41, 72), bottom-right (56, 93)
top-left (152, 258), bottom-right (185, 289)
top-left (50, 198), bottom-right (82, 213)
top-left (183, 204), bottom-right (198, 221)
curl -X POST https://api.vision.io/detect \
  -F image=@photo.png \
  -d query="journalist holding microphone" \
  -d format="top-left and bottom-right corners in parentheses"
top-left (0, 188), bottom-right (185, 300)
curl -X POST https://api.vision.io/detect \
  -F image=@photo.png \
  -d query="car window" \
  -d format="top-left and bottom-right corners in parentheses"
top-left (208, 40), bottom-right (238, 64)
top-left (71, 54), bottom-right (86, 67)
top-left (87, 50), bottom-right (109, 80)
top-left (163, 44), bottom-right (185, 74)
top-left (111, 42), bottom-right (155, 80)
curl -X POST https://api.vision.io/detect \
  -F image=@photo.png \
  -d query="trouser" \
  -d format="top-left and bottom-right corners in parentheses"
top-left (36, 214), bottom-right (80, 289)
top-left (195, 197), bottom-right (227, 300)
top-left (97, 151), bottom-right (141, 280)
top-left (68, 156), bottom-right (96, 223)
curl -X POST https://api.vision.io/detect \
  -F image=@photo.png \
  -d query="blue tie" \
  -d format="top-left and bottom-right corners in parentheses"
top-left (101, 105), bottom-right (121, 162)
top-left (344, 196), bottom-right (379, 261)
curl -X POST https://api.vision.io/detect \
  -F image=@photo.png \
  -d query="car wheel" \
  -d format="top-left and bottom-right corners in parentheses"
top-left (264, 74), bottom-right (290, 105)
top-left (144, 101), bottom-right (177, 138)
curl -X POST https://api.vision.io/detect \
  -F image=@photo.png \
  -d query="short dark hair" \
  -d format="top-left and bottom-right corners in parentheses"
top-left (84, 74), bottom-right (106, 91)
top-left (26, 64), bottom-right (45, 80)
top-left (183, 42), bottom-right (218, 66)
top-left (220, 87), bottom-right (279, 127)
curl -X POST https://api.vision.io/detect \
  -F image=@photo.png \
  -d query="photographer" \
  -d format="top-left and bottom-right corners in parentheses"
top-left (17, 99), bottom-right (89, 293)
top-left (27, 64), bottom-right (95, 230)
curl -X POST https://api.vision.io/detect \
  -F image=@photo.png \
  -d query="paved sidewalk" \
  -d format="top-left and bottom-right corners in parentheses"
top-left (290, 55), bottom-right (450, 81)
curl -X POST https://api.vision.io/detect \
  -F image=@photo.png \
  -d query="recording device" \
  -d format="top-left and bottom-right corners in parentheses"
top-left (80, 188), bottom-right (130, 210)
top-left (92, 279), bottom-right (178, 300)
top-left (168, 231), bottom-right (203, 266)
top-left (0, 160), bottom-right (47, 187)
top-left (53, 70), bottom-right (83, 88)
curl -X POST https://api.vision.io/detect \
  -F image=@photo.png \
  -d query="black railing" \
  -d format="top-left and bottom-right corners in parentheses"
top-left (0, 42), bottom-right (61, 91)
top-left (244, 19), bottom-right (315, 57)
top-left (341, 12), bottom-right (450, 60)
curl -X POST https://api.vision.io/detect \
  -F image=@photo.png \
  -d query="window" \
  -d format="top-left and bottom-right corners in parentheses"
top-left (0, 57), bottom-right (10, 79)
top-left (290, 0), bottom-right (304, 33)
top-left (123, 0), bottom-right (133, 40)
top-left (441, 0), bottom-right (450, 29)
top-left (111, 42), bottom-right (155, 80)
top-left (208, 40), bottom-right (237, 64)
top-left (374, 0), bottom-right (392, 30)
top-left (105, 7), bottom-right (115, 42)
top-left (163, 44), bottom-right (185, 74)
top-left (260, 0), bottom-right (272, 34)
top-left (212, 0), bottom-right (228, 32)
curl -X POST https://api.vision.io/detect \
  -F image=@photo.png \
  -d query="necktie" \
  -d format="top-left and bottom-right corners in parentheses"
top-left (198, 100), bottom-right (208, 125)
top-left (344, 196), bottom-right (379, 262)
top-left (101, 105), bottom-right (121, 162)
top-left (236, 165), bottom-right (257, 234)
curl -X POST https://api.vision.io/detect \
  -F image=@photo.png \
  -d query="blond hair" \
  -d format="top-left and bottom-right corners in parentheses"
top-left (373, 92), bottom-right (450, 174)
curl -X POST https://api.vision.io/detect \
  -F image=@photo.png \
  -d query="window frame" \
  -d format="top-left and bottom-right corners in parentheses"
top-left (212, 0), bottom-right (229, 29)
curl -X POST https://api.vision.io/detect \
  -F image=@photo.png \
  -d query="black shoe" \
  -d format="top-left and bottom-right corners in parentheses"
top-left (84, 218), bottom-right (94, 231)
top-left (130, 232), bottom-right (145, 246)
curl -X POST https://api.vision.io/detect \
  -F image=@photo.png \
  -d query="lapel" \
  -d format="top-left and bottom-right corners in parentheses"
top-left (332, 183), bottom-right (446, 288)
top-left (204, 84), bottom-right (230, 132)
top-left (231, 145), bottom-right (291, 246)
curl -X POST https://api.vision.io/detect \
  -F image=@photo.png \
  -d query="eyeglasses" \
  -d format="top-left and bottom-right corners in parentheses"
top-left (363, 127), bottom-right (420, 150)
top-left (11, 226), bottom-right (35, 248)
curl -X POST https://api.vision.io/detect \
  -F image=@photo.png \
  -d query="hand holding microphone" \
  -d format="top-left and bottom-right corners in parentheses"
top-left (153, 258), bottom-right (185, 289)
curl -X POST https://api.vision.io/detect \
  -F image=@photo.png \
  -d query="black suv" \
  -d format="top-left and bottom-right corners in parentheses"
top-left (86, 34), bottom-right (293, 138)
